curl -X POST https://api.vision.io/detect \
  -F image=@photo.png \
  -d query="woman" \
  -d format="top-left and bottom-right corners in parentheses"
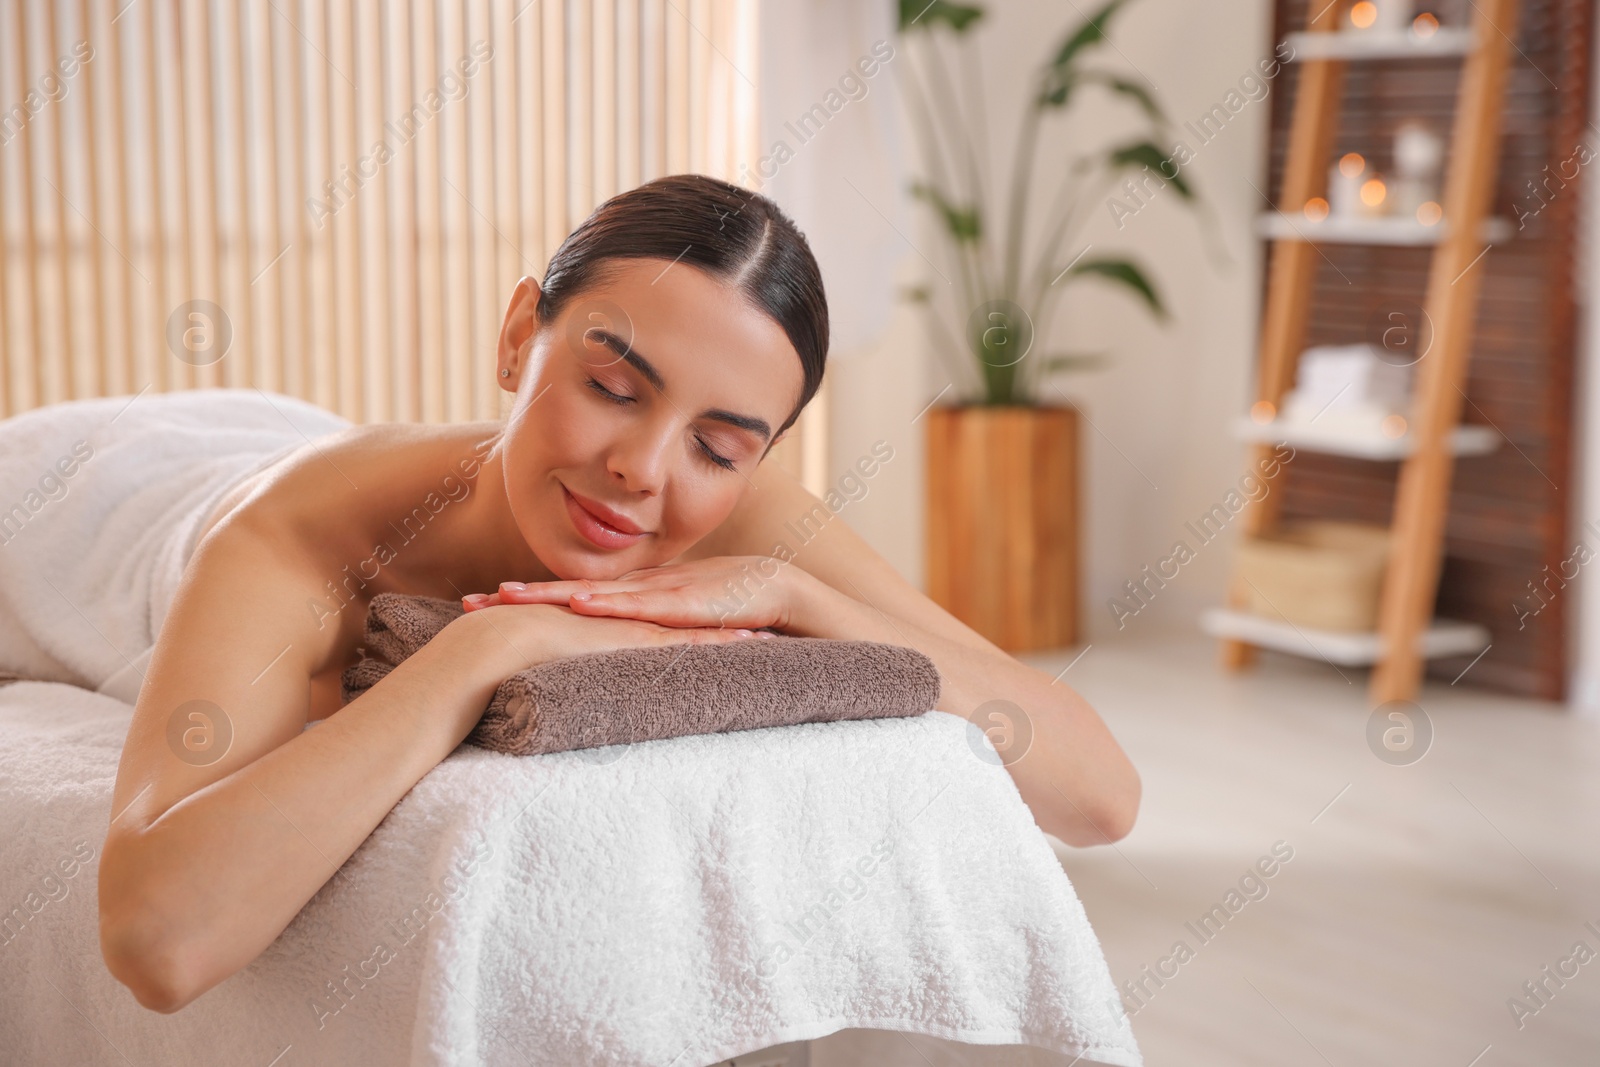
top-left (96, 174), bottom-right (1139, 1013)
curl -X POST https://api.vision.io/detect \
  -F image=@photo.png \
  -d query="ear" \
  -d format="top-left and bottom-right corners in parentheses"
top-left (496, 276), bottom-right (543, 390)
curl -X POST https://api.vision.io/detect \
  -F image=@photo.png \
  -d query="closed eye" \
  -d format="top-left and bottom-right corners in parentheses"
top-left (585, 376), bottom-right (738, 472)
top-left (697, 439), bottom-right (737, 471)
top-left (585, 376), bottom-right (632, 405)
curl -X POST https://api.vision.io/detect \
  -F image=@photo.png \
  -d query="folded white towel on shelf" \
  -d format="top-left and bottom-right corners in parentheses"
top-left (0, 387), bottom-right (1140, 1066)
top-left (0, 680), bottom-right (1140, 1067)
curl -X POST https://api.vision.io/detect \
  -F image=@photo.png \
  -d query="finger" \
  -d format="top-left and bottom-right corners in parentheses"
top-left (565, 591), bottom-right (625, 613)
top-left (656, 625), bottom-right (757, 646)
top-left (462, 593), bottom-right (500, 611)
top-left (570, 589), bottom-right (704, 626)
top-left (497, 581), bottom-right (598, 604)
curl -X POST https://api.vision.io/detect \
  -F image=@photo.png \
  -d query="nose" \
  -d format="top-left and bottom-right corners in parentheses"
top-left (606, 421), bottom-right (671, 495)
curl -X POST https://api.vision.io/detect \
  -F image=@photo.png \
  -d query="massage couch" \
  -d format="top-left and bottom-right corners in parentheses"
top-left (0, 390), bottom-right (1141, 1066)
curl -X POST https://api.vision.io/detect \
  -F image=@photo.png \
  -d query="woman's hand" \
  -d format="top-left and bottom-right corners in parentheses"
top-left (454, 600), bottom-right (772, 683)
top-left (460, 555), bottom-right (795, 633)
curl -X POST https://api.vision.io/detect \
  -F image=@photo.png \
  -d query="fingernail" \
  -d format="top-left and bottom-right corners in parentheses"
top-left (463, 593), bottom-right (490, 607)
top-left (757, 632), bottom-right (775, 639)
top-left (571, 592), bottom-right (592, 601)
top-left (501, 582), bottom-right (526, 593)
top-left (735, 629), bottom-right (754, 638)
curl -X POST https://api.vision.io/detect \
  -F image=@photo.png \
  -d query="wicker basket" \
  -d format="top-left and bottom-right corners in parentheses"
top-left (1235, 521), bottom-right (1392, 632)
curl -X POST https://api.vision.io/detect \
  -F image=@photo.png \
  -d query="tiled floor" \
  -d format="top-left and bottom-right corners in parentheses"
top-left (1032, 631), bottom-right (1600, 1067)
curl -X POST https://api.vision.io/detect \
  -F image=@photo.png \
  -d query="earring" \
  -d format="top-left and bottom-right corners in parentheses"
top-left (500, 368), bottom-right (511, 378)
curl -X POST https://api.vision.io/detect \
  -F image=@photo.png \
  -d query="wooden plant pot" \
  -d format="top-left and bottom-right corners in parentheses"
top-left (924, 404), bottom-right (1080, 652)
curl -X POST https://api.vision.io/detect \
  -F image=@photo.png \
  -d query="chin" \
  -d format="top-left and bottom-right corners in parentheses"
top-left (519, 514), bottom-right (659, 583)
top-left (548, 551), bottom-right (644, 582)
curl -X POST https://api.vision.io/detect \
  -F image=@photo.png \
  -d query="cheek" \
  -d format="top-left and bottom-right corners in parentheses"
top-left (545, 388), bottom-right (608, 455)
top-left (655, 480), bottom-right (745, 549)
top-left (511, 387), bottom-right (601, 472)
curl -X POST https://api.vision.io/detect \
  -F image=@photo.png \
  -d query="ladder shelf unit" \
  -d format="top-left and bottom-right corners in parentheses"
top-left (1215, 0), bottom-right (1519, 706)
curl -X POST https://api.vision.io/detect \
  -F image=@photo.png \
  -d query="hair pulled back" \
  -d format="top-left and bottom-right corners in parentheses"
top-left (537, 174), bottom-right (829, 441)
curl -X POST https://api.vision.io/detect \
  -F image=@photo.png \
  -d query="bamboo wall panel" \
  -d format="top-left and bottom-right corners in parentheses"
top-left (0, 0), bottom-right (768, 435)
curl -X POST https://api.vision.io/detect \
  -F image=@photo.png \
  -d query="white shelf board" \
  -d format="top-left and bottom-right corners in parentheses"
top-left (1233, 417), bottom-right (1499, 460)
top-left (1201, 609), bottom-right (1489, 666)
top-left (1255, 212), bottom-right (1514, 246)
top-left (1284, 27), bottom-right (1475, 61)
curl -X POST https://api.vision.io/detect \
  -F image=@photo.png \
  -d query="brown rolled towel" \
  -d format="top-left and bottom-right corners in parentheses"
top-left (340, 592), bottom-right (942, 756)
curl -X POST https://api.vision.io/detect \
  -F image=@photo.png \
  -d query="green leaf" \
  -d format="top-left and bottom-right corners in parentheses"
top-left (1037, 1), bottom-right (1134, 106)
top-left (1080, 70), bottom-right (1165, 124)
top-left (898, 0), bottom-right (985, 34)
top-left (909, 180), bottom-right (982, 242)
top-left (1051, 0), bottom-right (1129, 71)
top-left (1040, 75), bottom-right (1074, 108)
top-left (1060, 258), bottom-right (1166, 318)
top-left (1107, 140), bottom-right (1192, 199)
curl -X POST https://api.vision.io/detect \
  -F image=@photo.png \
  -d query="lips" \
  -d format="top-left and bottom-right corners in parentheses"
top-left (561, 483), bottom-right (650, 550)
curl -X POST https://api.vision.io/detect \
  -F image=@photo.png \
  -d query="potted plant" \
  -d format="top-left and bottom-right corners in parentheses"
top-left (895, 0), bottom-right (1202, 651)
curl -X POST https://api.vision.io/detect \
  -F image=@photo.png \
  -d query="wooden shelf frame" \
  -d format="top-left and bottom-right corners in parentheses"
top-left (1218, 0), bottom-right (1520, 706)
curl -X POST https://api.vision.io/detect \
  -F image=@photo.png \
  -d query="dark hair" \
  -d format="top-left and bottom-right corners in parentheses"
top-left (536, 174), bottom-right (829, 443)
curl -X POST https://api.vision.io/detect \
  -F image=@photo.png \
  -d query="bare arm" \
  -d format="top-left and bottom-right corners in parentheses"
top-left (481, 458), bottom-right (1142, 847)
top-left (781, 566), bottom-right (1139, 847)
top-left (99, 516), bottom-right (756, 1013)
top-left (720, 460), bottom-right (1140, 847)
top-left (97, 520), bottom-right (511, 1013)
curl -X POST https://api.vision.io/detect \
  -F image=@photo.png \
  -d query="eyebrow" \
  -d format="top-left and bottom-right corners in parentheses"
top-left (589, 328), bottom-right (774, 442)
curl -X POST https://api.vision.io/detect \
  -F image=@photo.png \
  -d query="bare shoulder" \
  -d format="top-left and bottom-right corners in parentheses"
top-left (699, 452), bottom-right (1003, 657)
top-left (241, 420), bottom-right (469, 504)
top-left (112, 422), bottom-right (501, 828)
top-left (201, 420), bottom-right (492, 545)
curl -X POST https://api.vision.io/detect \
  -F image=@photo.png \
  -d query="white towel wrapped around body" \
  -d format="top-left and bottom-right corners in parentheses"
top-left (0, 390), bottom-right (1141, 1066)
top-left (0, 388), bottom-right (352, 700)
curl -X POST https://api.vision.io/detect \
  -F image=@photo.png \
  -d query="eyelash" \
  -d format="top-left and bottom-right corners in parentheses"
top-left (584, 377), bottom-right (739, 472)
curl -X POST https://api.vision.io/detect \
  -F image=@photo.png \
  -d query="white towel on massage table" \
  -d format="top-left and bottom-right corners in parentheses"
top-left (0, 681), bottom-right (1140, 1066)
top-left (0, 390), bottom-right (1141, 1066)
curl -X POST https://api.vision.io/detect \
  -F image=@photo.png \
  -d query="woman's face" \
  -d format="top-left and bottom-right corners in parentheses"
top-left (495, 258), bottom-right (805, 580)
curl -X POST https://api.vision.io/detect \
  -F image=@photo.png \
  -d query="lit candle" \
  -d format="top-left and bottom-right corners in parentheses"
top-left (1350, 0), bottom-right (1414, 32)
top-left (1359, 177), bottom-right (1388, 216)
top-left (1329, 153), bottom-right (1367, 219)
top-left (1391, 122), bottom-right (1444, 220)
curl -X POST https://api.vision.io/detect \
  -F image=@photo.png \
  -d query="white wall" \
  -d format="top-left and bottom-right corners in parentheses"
top-left (754, 0), bottom-right (924, 571)
top-left (818, 0), bottom-right (1275, 640)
